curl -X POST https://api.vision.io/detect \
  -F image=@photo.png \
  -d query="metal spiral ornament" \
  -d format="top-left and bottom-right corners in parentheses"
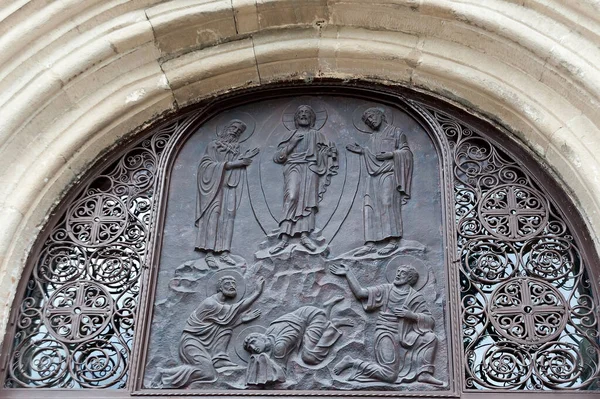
top-left (430, 108), bottom-right (600, 390)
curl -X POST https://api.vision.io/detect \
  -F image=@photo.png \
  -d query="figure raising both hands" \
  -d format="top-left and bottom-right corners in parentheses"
top-left (329, 262), bottom-right (443, 386)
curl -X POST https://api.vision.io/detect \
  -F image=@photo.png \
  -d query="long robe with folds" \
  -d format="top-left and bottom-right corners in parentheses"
top-left (195, 140), bottom-right (243, 252)
top-left (160, 294), bottom-right (245, 387)
top-left (362, 125), bottom-right (413, 242)
top-left (350, 284), bottom-right (437, 384)
top-left (246, 306), bottom-right (342, 385)
top-left (273, 129), bottom-right (338, 237)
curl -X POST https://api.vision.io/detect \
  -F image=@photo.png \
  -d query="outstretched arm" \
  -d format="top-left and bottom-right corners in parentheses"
top-left (329, 264), bottom-right (368, 299)
top-left (239, 277), bottom-right (265, 311)
top-left (231, 308), bottom-right (262, 328)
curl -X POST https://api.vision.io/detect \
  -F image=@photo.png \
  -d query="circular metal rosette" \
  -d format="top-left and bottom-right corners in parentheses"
top-left (478, 184), bottom-right (549, 241)
top-left (34, 244), bottom-right (87, 283)
top-left (88, 246), bottom-right (141, 288)
top-left (457, 216), bottom-right (483, 237)
top-left (9, 335), bottom-right (69, 387)
top-left (478, 341), bottom-right (533, 388)
top-left (462, 240), bottom-right (518, 284)
top-left (70, 339), bottom-right (127, 388)
top-left (66, 193), bottom-right (128, 247)
top-left (520, 236), bottom-right (580, 281)
top-left (488, 277), bottom-right (567, 345)
top-left (533, 342), bottom-right (583, 387)
top-left (43, 281), bottom-right (114, 344)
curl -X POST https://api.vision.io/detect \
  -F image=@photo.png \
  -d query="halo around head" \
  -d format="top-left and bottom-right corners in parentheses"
top-left (235, 325), bottom-right (268, 363)
top-left (385, 255), bottom-right (429, 291)
top-left (206, 269), bottom-right (246, 300)
top-left (282, 101), bottom-right (328, 131)
top-left (352, 103), bottom-right (395, 133)
top-left (215, 111), bottom-right (256, 143)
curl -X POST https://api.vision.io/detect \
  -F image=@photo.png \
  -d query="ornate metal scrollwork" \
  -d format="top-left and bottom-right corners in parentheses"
top-left (430, 109), bottom-right (600, 390)
top-left (3, 118), bottom-right (183, 388)
top-left (3, 91), bottom-right (599, 394)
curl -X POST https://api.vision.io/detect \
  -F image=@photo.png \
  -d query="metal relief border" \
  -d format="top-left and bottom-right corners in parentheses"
top-left (408, 100), bottom-right (462, 395)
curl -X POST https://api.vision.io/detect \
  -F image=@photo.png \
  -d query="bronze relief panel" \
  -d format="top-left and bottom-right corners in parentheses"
top-left (141, 96), bottom-right (451, 393)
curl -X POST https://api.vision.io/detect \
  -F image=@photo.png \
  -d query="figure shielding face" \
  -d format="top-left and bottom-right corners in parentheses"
top-left (243, 332), bottom-right (269, 354)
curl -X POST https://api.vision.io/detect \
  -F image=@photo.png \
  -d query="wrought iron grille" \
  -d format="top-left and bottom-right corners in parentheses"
top-left (2, 117), bottom-right (185, 388)
top-left (2, 89), bottom-right (599, 392)
top-left (430, 109), bottom-right (600, 390)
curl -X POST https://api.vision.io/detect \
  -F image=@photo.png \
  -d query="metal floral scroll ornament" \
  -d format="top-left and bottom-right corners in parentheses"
top-left (5, 116), bottom-right (183, 388)
top-left (430, 108), bottom-right (600, 390)
top-left (4, 92), bottom-right (599, 394)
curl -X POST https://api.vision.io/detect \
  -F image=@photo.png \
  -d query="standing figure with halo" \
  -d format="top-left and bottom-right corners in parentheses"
top-left (195, 119), bottom-right (259, 266)
top-left (329, 259), bottom-right (443, 386)
top-left (347, 107), bottom-right (413, 257)
top-left (269, 105), bottom-right (338, 254)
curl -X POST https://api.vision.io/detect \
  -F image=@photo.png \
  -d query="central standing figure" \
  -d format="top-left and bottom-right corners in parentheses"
top-left (270, 105), bottom-right (338, 254)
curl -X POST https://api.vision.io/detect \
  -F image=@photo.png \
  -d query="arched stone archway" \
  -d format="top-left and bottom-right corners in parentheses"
top-left (1, 0), bottom-right (599, 350)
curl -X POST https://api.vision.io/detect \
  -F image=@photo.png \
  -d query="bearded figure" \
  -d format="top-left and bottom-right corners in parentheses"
top-left (269, 105), bottom-right (338, 254)
top-left (330, 263), bottom-right (443, 386)
top-left (159, 275), bottom-right (264, 387)
top-left (195, 120), bottom-right (259, 265)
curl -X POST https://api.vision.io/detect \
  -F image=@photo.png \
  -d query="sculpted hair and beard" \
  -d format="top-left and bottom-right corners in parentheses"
top-left (294, 105), bottom-right (317, 128)
top-left (217, 276), bottom-right (237, 297)
top-left (395, 265), bottom-right (419, 286)
top-left (218, 120), bottom-right (246, 144)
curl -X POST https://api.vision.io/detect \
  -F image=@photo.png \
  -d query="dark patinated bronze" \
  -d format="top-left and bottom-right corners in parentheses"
top-left (0, 83), bottom-right (598, 399)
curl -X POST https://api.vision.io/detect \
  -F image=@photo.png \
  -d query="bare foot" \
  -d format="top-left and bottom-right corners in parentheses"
top-left (353, 244), bottom-right (375, 257)
top-left (417, 373), bottom-right (444, 386)
top-left (324, 295), bottom-right (344, 307)
top-left (378, 242), bottom-right (398, 255)
top-left (324, 295), bottom-right (344, 318)
top-left (205, 253), bottom-right (218, 269)
top-left (219, 252), bottom-right (236, 265)
top-left (333, 355), bottom-right (355, 375)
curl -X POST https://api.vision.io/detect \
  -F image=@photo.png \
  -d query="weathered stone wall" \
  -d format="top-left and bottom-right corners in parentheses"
top-left (0, 0), bottom-right (599, 340)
